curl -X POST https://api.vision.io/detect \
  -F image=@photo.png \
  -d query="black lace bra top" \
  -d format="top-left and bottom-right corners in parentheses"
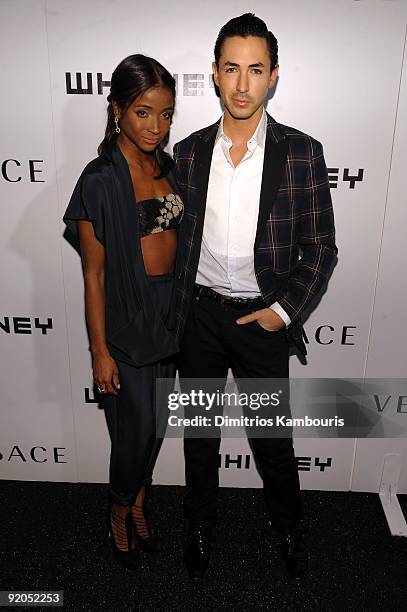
top-left (138, 193), bottom-right (184, 238)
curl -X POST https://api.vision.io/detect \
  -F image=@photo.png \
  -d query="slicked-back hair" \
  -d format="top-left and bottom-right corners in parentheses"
top-left (214, 13), bottom-right (278, 71)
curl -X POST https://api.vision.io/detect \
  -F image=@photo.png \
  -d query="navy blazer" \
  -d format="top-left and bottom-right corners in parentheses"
top-left (172, 113), bottom-right (338, 355)
top-left (63, 142), bottom-right (179, 366)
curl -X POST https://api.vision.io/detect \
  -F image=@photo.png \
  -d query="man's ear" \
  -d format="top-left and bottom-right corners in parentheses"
top-left (269, 64), bottom-right (279, 89)
top-left (212, 61), bottom-right (220, 87)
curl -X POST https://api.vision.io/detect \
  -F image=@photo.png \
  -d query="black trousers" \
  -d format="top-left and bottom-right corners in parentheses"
top-left (103, 273), bottom-right (176, 506)
top-left (177, 292), bottom-right (302, 528)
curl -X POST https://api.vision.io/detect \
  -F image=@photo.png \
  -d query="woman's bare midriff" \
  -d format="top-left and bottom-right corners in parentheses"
top-left (140, 229), bottom-right (177, 275)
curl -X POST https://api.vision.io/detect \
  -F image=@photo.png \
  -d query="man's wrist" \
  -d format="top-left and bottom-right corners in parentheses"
top-left (269, 302), bottom-right (291, 327)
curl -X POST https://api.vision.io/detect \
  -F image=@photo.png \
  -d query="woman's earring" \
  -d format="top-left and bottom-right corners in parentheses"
top-left (114, 116), bottom-right (120, 134)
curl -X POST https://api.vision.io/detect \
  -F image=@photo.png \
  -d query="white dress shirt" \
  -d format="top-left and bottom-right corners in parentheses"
top-left (196, 109), bottom-right (291, 326)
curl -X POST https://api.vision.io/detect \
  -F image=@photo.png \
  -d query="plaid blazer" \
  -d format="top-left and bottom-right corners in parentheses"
top-left (173, 112), bottom-right (337, 355)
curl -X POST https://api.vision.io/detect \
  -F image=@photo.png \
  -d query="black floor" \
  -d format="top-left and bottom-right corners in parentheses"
top-left (1, 481), bottom-right (406, 611)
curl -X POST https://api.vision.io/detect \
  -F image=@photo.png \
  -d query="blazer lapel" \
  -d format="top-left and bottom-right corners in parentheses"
top-left (187, 122), bottom-right (219, 263)
top-left (194, 123), bottom-right (219, 221)
top-left (254, 116), bottom-right (288, 249)
top-left (174, 121), bottom-right (218, 279)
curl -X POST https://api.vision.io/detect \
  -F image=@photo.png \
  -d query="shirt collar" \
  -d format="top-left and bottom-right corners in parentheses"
top-left (216, 107), bottom-right (267, 150)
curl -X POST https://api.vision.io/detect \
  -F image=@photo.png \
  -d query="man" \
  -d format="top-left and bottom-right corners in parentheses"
top-left (173, 13), bottom-right (337, 579)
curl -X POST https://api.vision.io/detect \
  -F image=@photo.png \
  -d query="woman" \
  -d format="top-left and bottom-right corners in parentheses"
top-left (63, 54), bottom-right (183, 569)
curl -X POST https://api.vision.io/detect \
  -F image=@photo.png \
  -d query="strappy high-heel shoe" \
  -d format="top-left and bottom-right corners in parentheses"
top-left (108, 507), bottom-right (139, 569)
top-left (131, 502), bottom-right (161, 553)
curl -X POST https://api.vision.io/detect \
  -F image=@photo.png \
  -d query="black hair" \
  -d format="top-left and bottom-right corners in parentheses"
top-left (214, 13), bottom-right (278, 71)
top-left (98, 54), bottom-right (176, 178)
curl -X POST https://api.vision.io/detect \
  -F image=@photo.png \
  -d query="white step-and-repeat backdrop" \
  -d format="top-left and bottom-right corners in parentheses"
top-left (1, 0), bottom-right (406, 492)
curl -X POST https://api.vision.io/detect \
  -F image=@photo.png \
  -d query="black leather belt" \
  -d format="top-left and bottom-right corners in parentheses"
top-left (193, 284), bottom-right (266, 310)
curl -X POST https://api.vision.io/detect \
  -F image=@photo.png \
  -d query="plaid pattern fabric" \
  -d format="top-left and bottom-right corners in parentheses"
top-left (173, 113), bottom-right (337, 355)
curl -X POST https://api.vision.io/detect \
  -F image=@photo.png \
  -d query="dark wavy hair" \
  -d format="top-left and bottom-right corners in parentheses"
top-left (214, 13), bottom-right (278, 71)
top-left (98, 54), bottom-right (176, 178)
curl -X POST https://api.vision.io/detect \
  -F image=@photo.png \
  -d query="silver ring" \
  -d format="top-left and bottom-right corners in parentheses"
top-left (97, 386), bottom-right (105, 393)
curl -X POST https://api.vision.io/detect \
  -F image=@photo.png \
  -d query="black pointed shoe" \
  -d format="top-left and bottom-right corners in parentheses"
top-left (184, 522), bottom-right (213, 579)
top-left (277, 526), bottom-right (308, 578)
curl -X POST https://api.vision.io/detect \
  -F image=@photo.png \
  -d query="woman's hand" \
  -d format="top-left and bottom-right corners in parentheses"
top-left (92, 352), bottom-right (120, 395)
